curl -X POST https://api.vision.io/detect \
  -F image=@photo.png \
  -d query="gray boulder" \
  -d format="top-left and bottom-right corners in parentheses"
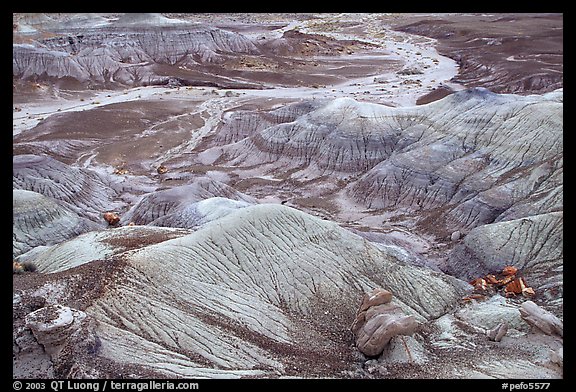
top-left (25, 305), bottom-right (87, 356)
top-left (520, 301), bottom-right (563, 337)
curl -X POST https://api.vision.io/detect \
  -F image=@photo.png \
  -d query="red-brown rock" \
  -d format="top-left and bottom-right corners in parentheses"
top-left (103, 212), bottom-right (120, 226)
top-left (504, 277), bottom-right (527, 296)
top-left (502, 266), bottom-right (518, 276)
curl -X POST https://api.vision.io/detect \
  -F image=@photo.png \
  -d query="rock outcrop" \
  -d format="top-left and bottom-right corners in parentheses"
top-left (25, 305), bottom-right (87, 356)
top-left (20, 302), bottom-right (105, 378)
top-left (14, 204), bottom-right (467, 378)
top-left (351, 288), bottom-right (418, 357)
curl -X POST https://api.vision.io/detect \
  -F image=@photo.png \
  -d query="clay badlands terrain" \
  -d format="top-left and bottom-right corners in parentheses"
top-left (13, 13), bottom-right (563, 379)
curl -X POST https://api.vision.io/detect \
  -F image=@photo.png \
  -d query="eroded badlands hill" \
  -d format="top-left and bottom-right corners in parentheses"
top-left (14, 204), bottom-right (562, 379)
top-left (13, 13), bottom-right (382, 91)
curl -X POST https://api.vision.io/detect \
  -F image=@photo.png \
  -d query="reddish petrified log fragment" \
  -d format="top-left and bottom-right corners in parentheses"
top-left (103, 212), bottom-right (120, 226)
top-left (470, 277), bottom-right (488, 291)
top-left (484, 274), bottom-right (499, 285)
top-left (502, 265), bottom-right (518, 276)
top-left (467, 266), bottom-right (536, 299)
top-left (504, 277), bottom-right (527, 296)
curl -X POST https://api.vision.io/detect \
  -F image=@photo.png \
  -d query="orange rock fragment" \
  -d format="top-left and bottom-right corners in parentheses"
top-left (469, 266), bottom-right (535, 299)
top-left (13, 261), bottom-right (24, 274)
top-left (358, 288), bottom-right (393, 313)
top-left (103, 212), bottom-right (120, 226)
top-left (504, 277), bottom-right (527, 296)
top-left (498, 274), bottom-right (516, 286)
top-left (485, 274), bottom-right (499, 285)
top-left (502, 266), bottom-right (518, 276)
top-left (470, 278), bottom-right (488, 291)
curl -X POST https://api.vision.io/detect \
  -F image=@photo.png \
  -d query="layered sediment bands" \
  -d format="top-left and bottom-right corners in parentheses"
top-left (209, 89), bottom-right (562, 235)
top-left (493, 159), bottom-right (563, 223)
top-left (446, 212), bottom-right (563, 311)
top-left (121, 179), bottom-right (257, 226)
top-left (13, 189), bottom-right (98, 258)
top-left (259, 28), bottom-right (371, 57)
top-left (443, 155), bottom-right (563, 231)
top-left (12, 13), bottom-right (564, 379)
top-left (220, 98), bottom-right (402, 173)
top-left (13, 154), bottom-right (121, 221)
top-left (84, 204), bottom-right (466, 376)
top-left (213, 100), bottom-right (323, 145)
top-left (13, 24), bottom-right (260, 87)
top-left (349, 89), bottom-right (561, 230)
top-left (150, 198), bottom-right (253, 229)
top-left (13, 15), bottom-right (379, 90)
top-left (12, 139), bottom-right (97, 165)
